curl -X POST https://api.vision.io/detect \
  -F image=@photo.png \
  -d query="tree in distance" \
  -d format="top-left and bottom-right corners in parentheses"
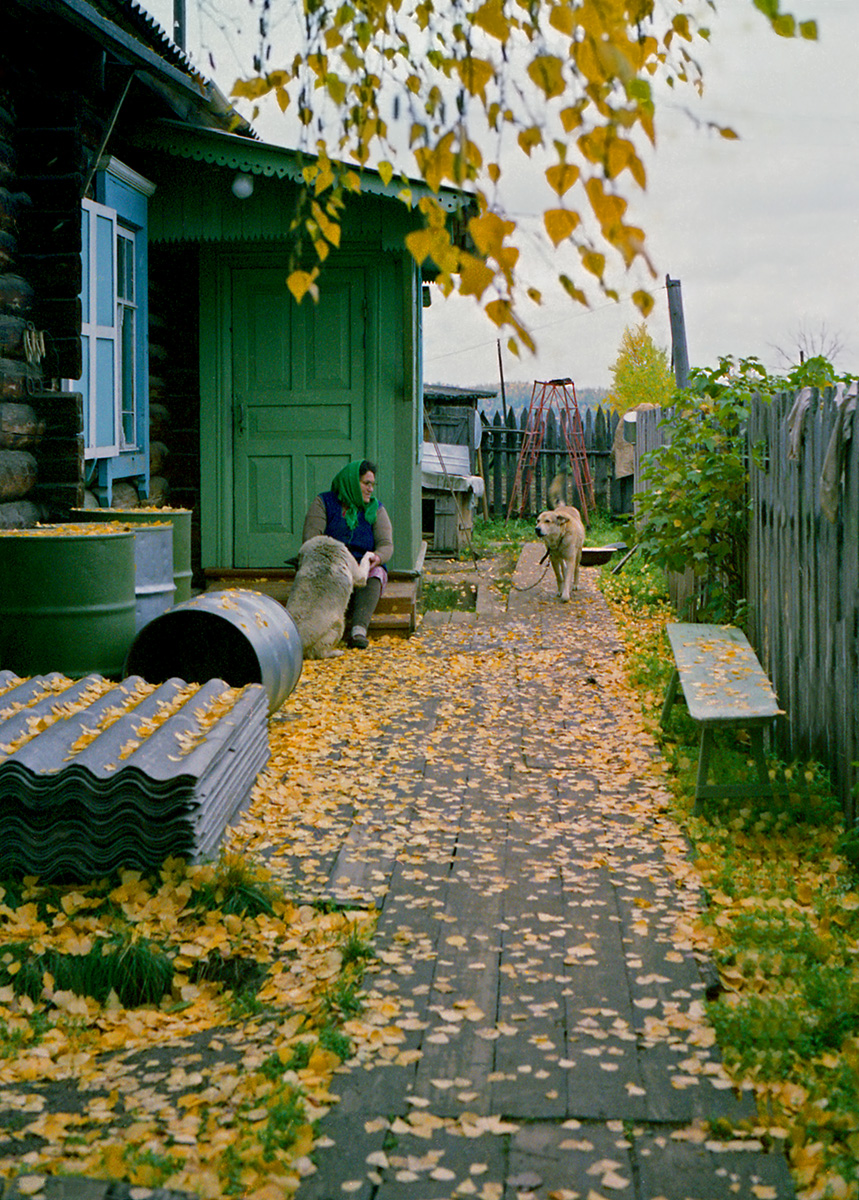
top-left (608, 322), bottom-right (675, 415)
top-left (230, 0), bottom-right (818, 356)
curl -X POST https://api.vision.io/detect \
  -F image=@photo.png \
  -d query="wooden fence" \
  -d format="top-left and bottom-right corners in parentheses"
top-left (633, 390), bottom-right (859, 821)
top-left (481, 405), bottom-right (626, 518)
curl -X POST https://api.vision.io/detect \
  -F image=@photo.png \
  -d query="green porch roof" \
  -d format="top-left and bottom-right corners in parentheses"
top-left (134, 121), bottom-right (472, 213)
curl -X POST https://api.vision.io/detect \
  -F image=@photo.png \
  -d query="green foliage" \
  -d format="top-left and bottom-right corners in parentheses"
top-left (632, 352), bottom-right (853, 621)
top-left (0, 936), bottom-right (175, 1008)
top-left (632, 356), bottom-right (767, 621)
top-left (340, 923), bottom-right (375, 966)
top-left (607, 322), bottom-right (675, 414)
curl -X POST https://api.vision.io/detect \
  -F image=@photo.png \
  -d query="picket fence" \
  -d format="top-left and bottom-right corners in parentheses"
top-left (636, 390), bottom-right (859, 821)
top-left (480, 406), bottom-right (625, 517)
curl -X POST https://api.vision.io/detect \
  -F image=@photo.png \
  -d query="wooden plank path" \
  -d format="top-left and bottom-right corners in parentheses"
top-left (266, 547), bottom-right (796, 1200)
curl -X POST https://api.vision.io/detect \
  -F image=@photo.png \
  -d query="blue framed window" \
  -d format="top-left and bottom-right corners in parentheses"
top-left (74, 159), bottom-right (154, 462)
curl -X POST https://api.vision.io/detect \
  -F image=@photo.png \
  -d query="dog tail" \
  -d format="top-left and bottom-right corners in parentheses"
top-left (548, 472), bottom-right (568, 510)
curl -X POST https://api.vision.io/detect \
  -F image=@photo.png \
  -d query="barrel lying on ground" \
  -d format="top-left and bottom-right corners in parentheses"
top-left (125, 587), bottom-right (303, 714)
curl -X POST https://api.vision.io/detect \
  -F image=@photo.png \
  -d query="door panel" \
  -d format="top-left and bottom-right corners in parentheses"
top-left (231, 266), bottom-right (365, 566)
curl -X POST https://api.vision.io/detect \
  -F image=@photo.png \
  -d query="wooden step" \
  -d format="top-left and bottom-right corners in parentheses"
top-left (203, 566), bottom-right (420, 638)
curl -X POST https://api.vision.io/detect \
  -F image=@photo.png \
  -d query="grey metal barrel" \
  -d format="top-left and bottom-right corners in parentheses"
top-left (124, 587), bottom-right (303, 713)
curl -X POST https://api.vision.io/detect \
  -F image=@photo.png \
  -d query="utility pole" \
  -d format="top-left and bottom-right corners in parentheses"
top-left (665, 275), bottom-right (689, 389)
top-left (173, 0), bottom-right (186, 49)
top-left (496, 339), bottom-right (510, 426)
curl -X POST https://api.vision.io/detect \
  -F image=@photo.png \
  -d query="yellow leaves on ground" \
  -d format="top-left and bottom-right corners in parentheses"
top-left (0, 840), bottom-right (377, 1194)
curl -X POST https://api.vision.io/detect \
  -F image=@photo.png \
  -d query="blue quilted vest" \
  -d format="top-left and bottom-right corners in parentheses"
top-left (320, 491), bottom-right (378, 562)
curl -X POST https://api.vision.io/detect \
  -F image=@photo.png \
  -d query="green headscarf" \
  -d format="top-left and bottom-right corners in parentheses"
top-left (331, 462), bottom-right (379, 531)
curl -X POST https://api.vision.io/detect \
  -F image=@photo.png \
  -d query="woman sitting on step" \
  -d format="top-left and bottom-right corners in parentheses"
top-left (301, 460), bottom-right (394, 649)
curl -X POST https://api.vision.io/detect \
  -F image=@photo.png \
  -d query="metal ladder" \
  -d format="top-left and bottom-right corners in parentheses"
top-left (506, 378), bottom-right (595, 520)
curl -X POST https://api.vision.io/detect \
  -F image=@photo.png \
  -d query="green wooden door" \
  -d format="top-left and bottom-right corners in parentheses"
top-left (231, 265), bottom-right (366, 566)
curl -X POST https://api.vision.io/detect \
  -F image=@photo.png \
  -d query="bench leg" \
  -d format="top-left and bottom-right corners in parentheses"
top-left (749, 726), bottom-right (771, 791)
top-left (660, 668), bottom-right (680, 728)
top-left (694, 728), bottom-right (714, 815)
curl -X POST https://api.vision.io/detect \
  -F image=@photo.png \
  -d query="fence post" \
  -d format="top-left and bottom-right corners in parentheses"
top-left (491, 412), bottom-right (503, 517)
top-left (592, 405), bottom-right (609, 511)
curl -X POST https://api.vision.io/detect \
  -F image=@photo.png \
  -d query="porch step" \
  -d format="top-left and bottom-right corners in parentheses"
top-left (202, 568), bottom-right (420, 640)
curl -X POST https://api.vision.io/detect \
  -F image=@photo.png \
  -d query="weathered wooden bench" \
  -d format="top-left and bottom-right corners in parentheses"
top-left (660, 622), bottom-right (784, 812)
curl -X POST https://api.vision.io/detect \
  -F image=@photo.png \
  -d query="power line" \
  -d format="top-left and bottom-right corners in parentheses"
top-left (424, 288), bottom-right (666, 363)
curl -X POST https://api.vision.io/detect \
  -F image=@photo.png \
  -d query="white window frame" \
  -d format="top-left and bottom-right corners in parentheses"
top-left (116, 224), bottom-right (138, 450)
top-left (75, 159), bottom-right (153, 462)
top-left (79, 197), bottom-right (122, 458)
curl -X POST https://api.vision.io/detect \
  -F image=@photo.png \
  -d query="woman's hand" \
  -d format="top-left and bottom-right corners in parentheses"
top-left (367, 552), bottom-right (381, 569)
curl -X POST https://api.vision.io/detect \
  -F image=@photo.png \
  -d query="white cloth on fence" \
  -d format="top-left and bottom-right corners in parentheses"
top-left (787, 387), bottom-right (814, 461)
top-left (819, 381), bottom-right (858, 522)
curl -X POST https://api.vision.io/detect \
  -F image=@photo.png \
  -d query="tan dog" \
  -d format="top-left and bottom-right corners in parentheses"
top-left (286, 536), bottom-right (373, 659)
top-left (535, 475), bottom-right (585, 602)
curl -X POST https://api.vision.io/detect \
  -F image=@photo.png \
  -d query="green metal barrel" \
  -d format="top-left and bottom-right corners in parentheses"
top-left (0, 525), bottom-right (136, 678)
top-left (70, 507), bottom-right (193, 602)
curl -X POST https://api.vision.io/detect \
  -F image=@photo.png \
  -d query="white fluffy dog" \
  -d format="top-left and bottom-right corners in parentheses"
top-left (286, 536), bottom-right (373, 659)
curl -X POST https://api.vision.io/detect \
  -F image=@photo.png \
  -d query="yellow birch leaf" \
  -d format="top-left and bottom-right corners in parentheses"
top-left (485, 298), bottom-right (512, 328)
top-left (312, 202), bottom-right (341, 246)
top-left (468, 211), bottom-right (514, 259)
top-left (545, 163), bottom-right (580, 196)
top-left (517, 126), bottom-right (542, 156)
top-left (459, 257), bottom-right (496, 300)
top-left (527, 54), bottom-right (565, 99)
top-left (405, 228), bottom-right (434, 265)
top-left (581, 249), bottom-right (606, 278)
top-left (377, 160), bottom-right (394, 186)
top-left (632, 289), bottom-right (654, 317)
top-left (544, 208), bottom-right (580, 246)
top-left (472, 0), bottom-right (510, 42)
top-left (560, 105), bottom-right (584, 133)
top-left (549, 3), bottom-right (574, 35)
top-left (286, 270), bottom-right (320, 304)
top-left (325, 74), bottom-right (347, 105)
top-left (457, 57), bottom-right (495, 100)
top-left (559, 272), bottom-right (586, 303)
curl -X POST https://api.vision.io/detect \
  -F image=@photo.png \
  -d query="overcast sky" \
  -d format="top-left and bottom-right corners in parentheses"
top-left (144, 0), bottom-right (858, 389)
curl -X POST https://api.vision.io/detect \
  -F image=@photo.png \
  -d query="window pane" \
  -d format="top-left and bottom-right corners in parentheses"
top-left (80, 334), bottom-right (90, 445)
top-left (81, 209), bottom-right (90, 322)
top-left (120, 305), bottom-right (135, 445)
top-left (117, 233), bottom-right (135, 303)
top-left (95, 214), bottom-right (114, 327)
top-left (95, 337), bottom-right (115, 446)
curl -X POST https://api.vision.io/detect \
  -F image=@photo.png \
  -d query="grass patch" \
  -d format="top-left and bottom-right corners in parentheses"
top-left (186, 852), bottom-right (283, 918)
top-left (419, 579), bottom-right (477, 613)
top-left (0, 936), bottom-right (174, 1008)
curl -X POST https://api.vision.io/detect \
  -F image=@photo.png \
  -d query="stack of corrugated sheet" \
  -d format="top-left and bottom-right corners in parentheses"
top-left (0, 670), bottom-right (270, 881)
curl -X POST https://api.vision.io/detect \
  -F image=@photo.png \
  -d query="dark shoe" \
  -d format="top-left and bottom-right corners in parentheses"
top-left (350, 626), bottom-right (369, 649)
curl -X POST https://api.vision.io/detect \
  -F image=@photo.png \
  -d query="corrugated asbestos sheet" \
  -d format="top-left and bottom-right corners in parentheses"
top-left (0, 670), bottom-right (270, 882)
